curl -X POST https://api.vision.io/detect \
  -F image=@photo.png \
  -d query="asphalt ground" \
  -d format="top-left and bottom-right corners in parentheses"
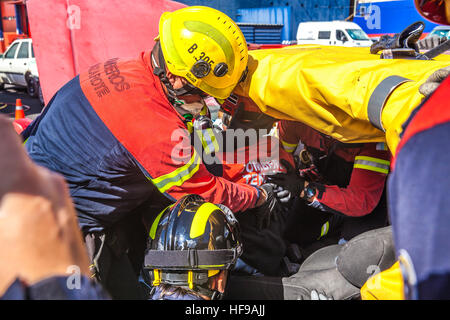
top-left (0, 84), bottom-right (44, 120)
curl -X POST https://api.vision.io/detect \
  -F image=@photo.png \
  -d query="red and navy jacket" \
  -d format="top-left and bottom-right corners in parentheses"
top-left (23, 51), bottom-right (259, 233)
top-left (278, 120), bottom-right (390, 217)
top-left (388, 76), bottom-right (450, 300)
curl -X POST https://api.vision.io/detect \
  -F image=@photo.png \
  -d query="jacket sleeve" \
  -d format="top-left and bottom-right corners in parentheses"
top-left (278, 120), bottom-right (301, 154)
top-left (144, 128), bottom-right (260, 213)
top-left (310, 143), bottom-right (390, 217)
top-left (234, 45), bottom-right (450, 153)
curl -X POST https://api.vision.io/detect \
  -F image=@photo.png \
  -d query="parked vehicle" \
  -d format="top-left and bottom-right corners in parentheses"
top-left (296, 21), bottom-right (373, 47)
top-left (0, 38), bottom-right (42, 103)
top-left (425, 25), bottom-right (450, 39)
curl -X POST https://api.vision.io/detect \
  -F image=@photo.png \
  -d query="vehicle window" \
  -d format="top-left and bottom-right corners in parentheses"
top-left (4, 42), bottom-right (19, 59)
top-left (17, 42), bottom-right (29, 59)
top-left (318, 31), bottom-right (331, 40)
top-left (31, 45), bottom-right (35, 58)
top-left (430, 29), bottom-right (450, 38)
top-left (336, 30), bottom-right (348, 41)
top-left (346, 29), bottom-right (370, 40)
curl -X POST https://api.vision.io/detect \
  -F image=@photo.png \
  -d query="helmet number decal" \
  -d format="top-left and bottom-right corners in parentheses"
top-left (188, 43), bottom-right (198, 54)
top-left (188, 43), bottom-right (215, 68)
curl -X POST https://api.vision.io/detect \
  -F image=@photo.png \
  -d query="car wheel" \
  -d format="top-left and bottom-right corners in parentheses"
top-left (26, 75), bottom-right (38, 98)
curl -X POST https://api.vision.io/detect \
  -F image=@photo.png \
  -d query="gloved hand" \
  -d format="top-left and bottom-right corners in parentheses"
top-left (370, 21), bottom-right (425, 58)
top-left (267, 159), bottom-right (305, 203)
top-left (253, 183), bottom-right (281, 231)
top-left (419, 66), bottom-right (450, 97)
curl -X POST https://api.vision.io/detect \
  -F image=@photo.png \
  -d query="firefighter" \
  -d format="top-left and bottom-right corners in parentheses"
top-left (142, 194), bottom-right (242, 300)
top-left (361, 0), bottom-right (450, 300)
top-left (268, 120), bottom-right (391, 257)
top-left (22, 6), bottom-right (279, 299)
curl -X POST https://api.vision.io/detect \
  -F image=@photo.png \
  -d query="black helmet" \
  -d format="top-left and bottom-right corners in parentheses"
top-left (143, 194), bottom-right (242, 299)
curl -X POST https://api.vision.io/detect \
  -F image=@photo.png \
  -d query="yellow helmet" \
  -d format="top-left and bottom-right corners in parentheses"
top-left (158, 6), bottom-right (248, 100)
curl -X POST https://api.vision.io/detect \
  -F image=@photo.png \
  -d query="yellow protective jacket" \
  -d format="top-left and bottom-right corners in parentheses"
top-left (234, 45), bottom-right (450, 154)
top-left (360, 261), bottom-right (404, 300)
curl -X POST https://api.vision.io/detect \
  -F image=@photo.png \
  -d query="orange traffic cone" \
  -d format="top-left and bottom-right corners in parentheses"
top-left (15, 99), bottom-right (25, 119)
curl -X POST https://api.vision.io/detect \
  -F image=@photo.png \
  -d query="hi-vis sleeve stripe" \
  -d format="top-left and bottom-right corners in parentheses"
top-left (281, 140), bottom-right (297, 153)
top-left (354, 156), bottom-right (390, 174)
top-left (150, 151), bottom-right (201, 193)
top-left (197, 128), bottom-right (219, 155)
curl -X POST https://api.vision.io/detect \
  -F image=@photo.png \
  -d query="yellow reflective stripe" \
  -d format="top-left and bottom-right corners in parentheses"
top-left (354, 164), bottom-right (389, 174)
top-left (354, 156), bottom-right (390, 174)
top-left (201, 265), bottom-right (225, 268)
top-left (197, 128), bottom-right (219, 155)
top-left (149, 205), bottom-right (172, 240)
top-left (150, 151), bottom-right (201, 193)
top-left (355, 156), bottom-right (390, 166)
top-left (190, 202), bottom-right (220, 239)
top-left (23, 138), bottom-right (29, 145)
top-left (281, 140), bottom-right (297, 153)
top-left (318, 221), bottom-right (329, 239)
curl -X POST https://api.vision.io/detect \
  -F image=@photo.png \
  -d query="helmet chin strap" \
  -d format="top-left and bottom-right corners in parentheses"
top-left (151, 42), bottom-right (206, 105)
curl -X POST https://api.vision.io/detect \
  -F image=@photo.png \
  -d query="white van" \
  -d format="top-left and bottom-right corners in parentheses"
top-left (296, 21), bottom-right (373, 47)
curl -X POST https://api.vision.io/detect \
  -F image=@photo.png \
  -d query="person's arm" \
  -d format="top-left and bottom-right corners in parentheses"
top-left (142, 128), bottom-right (263, 213)
top-left (278, 120), bottom-right (301, 154)
top-left (304, 143), bottom-right (390, 217)
top-left (234, 46), bottom-right (450, 151)
top-left (0, 115), bottom-right (108, 299)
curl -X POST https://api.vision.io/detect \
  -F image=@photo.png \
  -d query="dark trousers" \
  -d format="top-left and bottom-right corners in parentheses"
top-left (84, 212), bottom-right (148, 300)
top-left (284, 193), bottom-right (389, 260)
top-left (234, 206), bottom-right (296, 277)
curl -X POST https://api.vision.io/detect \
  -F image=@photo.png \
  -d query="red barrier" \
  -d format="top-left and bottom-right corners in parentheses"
top-left (13, 118), bottom-right (32, 135)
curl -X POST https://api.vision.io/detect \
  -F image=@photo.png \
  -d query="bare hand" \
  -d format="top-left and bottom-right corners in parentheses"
top-left (0, 115), bottom-right (90, 295)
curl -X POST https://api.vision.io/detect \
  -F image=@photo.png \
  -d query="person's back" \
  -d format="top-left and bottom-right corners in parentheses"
top-left (24, 51), bottom-right (175, 233)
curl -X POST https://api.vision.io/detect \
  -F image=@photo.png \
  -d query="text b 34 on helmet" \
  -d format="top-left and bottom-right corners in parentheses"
top-left (157, 6), bottom-right (249, 100)
top-left (143, 194), bottom-right (242, 297)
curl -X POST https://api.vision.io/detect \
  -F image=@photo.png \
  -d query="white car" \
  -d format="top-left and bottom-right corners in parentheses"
top-left (0, 38), bottom-right (42, 102)
top-left (297, 21), bottom-right (373, 47)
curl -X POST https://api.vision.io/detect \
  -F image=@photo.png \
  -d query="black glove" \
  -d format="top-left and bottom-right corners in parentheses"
top-left (253, 183), bottom-right (281, 231)
top-left (370, 21), bottom-right (425, 58)
top-left (267, 159), bottom-right (305, 203)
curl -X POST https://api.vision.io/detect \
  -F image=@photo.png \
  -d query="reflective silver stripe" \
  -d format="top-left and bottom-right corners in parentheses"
top-left (354, 156), bottom-right (390, 174)
top-left (196, 128), bottom-right (219, 155)
top-left (151, 151), bottom-right (201, 193)
top-left (368, 75), bottom-right (411, 132)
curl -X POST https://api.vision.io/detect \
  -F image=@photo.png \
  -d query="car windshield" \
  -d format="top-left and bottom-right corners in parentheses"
top-left (430, 29), bottom-right (450, 38)
top-left (346, 29), bottom-right (370, 40)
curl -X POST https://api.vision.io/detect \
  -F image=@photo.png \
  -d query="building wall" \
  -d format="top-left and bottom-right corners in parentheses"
top-left (177, 0), bottom-right (353, 41)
